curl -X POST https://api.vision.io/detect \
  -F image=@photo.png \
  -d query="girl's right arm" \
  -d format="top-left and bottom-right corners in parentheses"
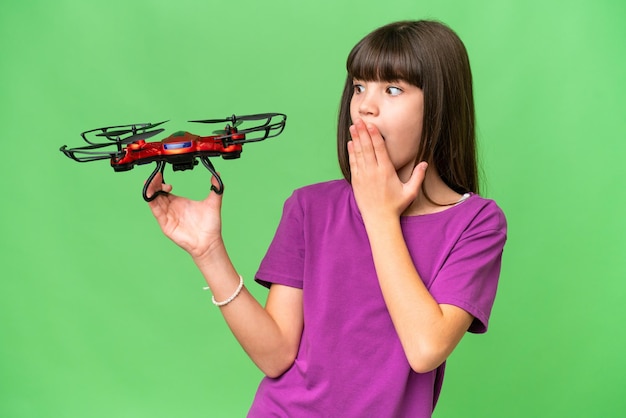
top-left (146, 173), bottom-right (303, 378)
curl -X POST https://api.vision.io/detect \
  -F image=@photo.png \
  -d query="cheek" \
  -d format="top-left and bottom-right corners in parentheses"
top-left (404, 109), bottom-right (424, 141)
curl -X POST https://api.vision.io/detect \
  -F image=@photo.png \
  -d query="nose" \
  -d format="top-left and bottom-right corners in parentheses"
top-left (358, 90), bottom-right (379, 117)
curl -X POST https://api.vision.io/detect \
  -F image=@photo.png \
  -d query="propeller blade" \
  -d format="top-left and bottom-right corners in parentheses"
top-left (211, 119), bottom-right (243, 134)
top-left (145, 120), bottom-right (169, 129)
top-left (94, 121), bottom-right (169, 138)
top-left (119, 128), bottom-right (165, 144)
top-left (189, 115), bottom-right (236, 124)
top-left (235, 113), bottom-right (279, 121)
top-left (96, 128), bottom-right (134, 137)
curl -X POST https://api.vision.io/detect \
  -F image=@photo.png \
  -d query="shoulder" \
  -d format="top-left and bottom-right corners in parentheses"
top-left (445, 194), bottom-right (508, 257)
top-left (405, 193), bottom-right (506, 234)
top-left (279, 179), bottom-right (357, 227)
top-left (291, 179), bottom-right (350, 199)
top-left (287, 179), bottom-right (352, 208)
top-left (402, 194), bottom-right (507, 249)
top-left (460, 194), bottom-right (507, 235)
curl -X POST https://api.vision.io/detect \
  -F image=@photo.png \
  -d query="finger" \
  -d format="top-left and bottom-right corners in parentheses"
top-left (406, 162), bottom-right (428, 192)
top-left (347, 140), bottom-right (358, 176)
top-left (349, 124), bottom-right (369, 176)
top-left (147, 184), bottom-right (172, 214)
top-left (145, 174), bottom-right (172, 214)
top-left (208, 172), bottom-right (224, 198)
top-left (354, 120), bottom-right (377, 165)
top-left (365, 123), bottom-right (391, 167)
top-left (349, 124), bottom-right (363, 160)
top-left (210, 172), bottom-right (221, 189)
top-left (145, 172), bottom-right (172, 196)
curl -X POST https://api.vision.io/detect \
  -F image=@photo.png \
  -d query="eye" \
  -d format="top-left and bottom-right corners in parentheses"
top-left (386, 86), bottom-right (403, 96)
top-left (352, 83), bottom-right (365, 94)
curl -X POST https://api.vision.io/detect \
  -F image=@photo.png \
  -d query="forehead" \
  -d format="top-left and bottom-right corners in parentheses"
top-left (347, 29), bottom-right (423, 86)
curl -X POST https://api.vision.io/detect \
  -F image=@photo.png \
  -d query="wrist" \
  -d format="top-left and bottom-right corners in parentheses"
top-left (191, 236), bottom-right (226, 266)
top-left (361, 209), bottom-right (400, 227)
top-left (362, 213), bottom-right (402, 238)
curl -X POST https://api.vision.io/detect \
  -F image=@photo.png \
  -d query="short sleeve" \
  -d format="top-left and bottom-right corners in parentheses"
top-left (429, 204), bottom-right (507, 333)
top-left (255, 192), bottom-right (305, 289)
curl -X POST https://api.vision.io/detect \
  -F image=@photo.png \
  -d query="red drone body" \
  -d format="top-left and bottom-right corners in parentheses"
top-left (60, 113), bottom-right (286, 201)
top-left (111, 130), bottom-right (245, 172)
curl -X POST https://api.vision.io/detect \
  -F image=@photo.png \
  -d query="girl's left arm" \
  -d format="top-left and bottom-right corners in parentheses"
top-left (361, 215), bottom-right (473, 373)
top-left (348, 120), bottom-right (474, 374)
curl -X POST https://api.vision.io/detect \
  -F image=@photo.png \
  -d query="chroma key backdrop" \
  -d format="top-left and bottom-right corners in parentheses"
top-left (1, 0), bottom-right (624, 417)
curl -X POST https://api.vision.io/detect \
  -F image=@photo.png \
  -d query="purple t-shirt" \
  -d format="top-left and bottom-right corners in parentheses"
top-left (249, 180), bottom-right (507, 417)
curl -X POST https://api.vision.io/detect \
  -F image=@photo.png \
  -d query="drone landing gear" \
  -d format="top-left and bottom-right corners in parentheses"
top-left (142, 158), bottom-right (224, 202)
top-left (143, 161), bottom-right (167, 202)
top-left (200, 156), bottom-right (224, 195)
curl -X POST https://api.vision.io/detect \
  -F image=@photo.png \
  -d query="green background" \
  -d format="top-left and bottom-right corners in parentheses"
top-left (1, 0), bottom-right (625, 416)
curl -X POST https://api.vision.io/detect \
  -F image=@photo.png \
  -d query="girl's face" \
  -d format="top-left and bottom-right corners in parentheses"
top-left (349, 79), bottom-right (425, 182)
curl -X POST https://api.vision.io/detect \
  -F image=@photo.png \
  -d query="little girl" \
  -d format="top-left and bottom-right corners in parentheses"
top-left (147, 20), bottom-right (507, 417)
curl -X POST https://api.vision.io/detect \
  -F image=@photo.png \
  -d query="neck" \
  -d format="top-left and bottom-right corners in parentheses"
top-left (403, 165), bottom-right (463, 216)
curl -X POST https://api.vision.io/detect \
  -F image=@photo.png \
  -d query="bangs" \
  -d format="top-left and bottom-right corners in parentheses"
top-left (347, 25), bottom-right (423, 86)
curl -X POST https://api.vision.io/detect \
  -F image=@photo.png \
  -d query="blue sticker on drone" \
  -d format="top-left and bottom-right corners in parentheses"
top-left (164, 141), bottom-right (192, 150)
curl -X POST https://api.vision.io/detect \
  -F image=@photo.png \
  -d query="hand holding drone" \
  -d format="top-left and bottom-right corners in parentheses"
top-left (60, 113), bottom-right (286, 201)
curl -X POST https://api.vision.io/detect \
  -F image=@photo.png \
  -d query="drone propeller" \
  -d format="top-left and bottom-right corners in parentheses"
top-left (189, 114), bottom-right (238, 124)
top-left (96, 128), bottom-right (135, 137)
top-left (117, 128), bottom-right (165, 144)
top-left (211, 119), bottom-right (243, 135)
top-left (62, 121), bottom-right (168, 163)
top-left (219, 113), bottom-right (287, 144)
top-left (189, 113), bottom-right (281, 125)
top-left (83, 121), bottom-right (168, 145)
top-left (94, 121), bottom-right (168, 137)
top-left (189, 113), bottom-right (287, 141)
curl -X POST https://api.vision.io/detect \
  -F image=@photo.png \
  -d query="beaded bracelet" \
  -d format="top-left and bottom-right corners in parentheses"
top-left (203, 275), bottom-right (244, 307)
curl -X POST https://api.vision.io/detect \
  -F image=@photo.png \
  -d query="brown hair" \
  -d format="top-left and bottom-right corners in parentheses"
top-left (337, 20), bottom-right (479, 195)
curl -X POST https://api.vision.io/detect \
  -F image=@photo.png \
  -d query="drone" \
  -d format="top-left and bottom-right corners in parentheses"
top-left (60, 113), bottom-right (287, 201)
